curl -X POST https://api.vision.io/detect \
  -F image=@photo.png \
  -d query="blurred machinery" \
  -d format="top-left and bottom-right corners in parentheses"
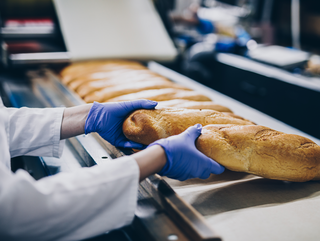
top-left (167, 0), bottom-right (320, 139)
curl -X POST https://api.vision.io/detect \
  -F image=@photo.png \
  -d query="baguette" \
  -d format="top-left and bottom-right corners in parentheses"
top-left (122, 108), bottom-right (255, 145)
top-left (196, 125), bottom-right (320, 182)
top-left (69, 69), bottom-right (154, 91)
top-left (157, 99), bottom-right (233, 113)
top-left (84, 80), bottom-right (190, 103)
top-left (61, 60), bottom-right (145, 84)
top-left (77, 75), bottom-right (169, 98)
top-left (107, 88), bottom-right (212, 102)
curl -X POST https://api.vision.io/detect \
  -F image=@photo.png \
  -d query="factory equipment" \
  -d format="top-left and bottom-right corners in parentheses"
top-left (1, 1), bottom-right (320, 241)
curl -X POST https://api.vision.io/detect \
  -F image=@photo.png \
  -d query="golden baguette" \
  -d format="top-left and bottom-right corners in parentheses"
top-left (84, 81), bottom-right (190, 103)
top-left (157, 99), bottom-right (233, 113)
top-left (196, 125), bottom-right (320, 182)
top-left (107, 88), bottom-right (212, 102)
top-left (122, 108), bottom-right (255, 145)
top-left (69, 69), bottom-right (154, 91)
top-left (61, 60), bottom-right (145, 84)
top-left (77, 75), bottom-right (170, 98)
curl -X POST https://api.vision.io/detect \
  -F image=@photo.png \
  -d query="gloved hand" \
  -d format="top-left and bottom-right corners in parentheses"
top-left (148, 124), bottom-right (225, 181)
top-left (85, 100), bottom-right (157, 149)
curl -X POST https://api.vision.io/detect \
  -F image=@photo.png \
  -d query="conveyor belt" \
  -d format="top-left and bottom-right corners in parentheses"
top-left (2, 63), bottom-right (320, 241)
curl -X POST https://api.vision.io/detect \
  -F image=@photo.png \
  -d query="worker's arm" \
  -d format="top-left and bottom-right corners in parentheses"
top-left (0, 124), bottom-right (222, 240)
top-left (6, 107), bottom-right (66, 158)
top-left (6, 100), bottom-right (156, 158)
top-left (0, 154), bottom-right (140, 241)
top-left (1, 101), bottom-right (224, 240)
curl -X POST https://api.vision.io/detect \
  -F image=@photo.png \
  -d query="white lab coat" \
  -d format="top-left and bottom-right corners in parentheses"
top-left (0, 97), bottom-right (139, 241)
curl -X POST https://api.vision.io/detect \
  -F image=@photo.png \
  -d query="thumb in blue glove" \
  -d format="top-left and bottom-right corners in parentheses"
top-left (148, 124), bottom-right (225, 181)
top-left (85, 100), bottom-right (157, 149)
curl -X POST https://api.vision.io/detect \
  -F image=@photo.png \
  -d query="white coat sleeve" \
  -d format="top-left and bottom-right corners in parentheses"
top-left (6, 107), bottom-right (65, 158)
top-left (0, 155), bottom-right (139, 241)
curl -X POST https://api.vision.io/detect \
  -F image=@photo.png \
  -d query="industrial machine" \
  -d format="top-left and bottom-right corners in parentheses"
top-left (1, 1), bottom-right (320, 241)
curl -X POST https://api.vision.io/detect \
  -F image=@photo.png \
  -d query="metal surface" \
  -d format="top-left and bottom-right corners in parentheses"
top-left (10, 52), bottom-right (71, 66)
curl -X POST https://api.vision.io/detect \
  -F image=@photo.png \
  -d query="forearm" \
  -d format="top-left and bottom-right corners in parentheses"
top-left (60, 104), bottom-right (93, 140)
top-left (7, 107), bottom-right (65, 157)
top-left (132, 145), bottom-right (167, 181)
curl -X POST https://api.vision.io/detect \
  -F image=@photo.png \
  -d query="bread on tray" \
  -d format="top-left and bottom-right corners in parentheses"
top-left (157, 99), bottom-right (233, 113)
top-left (69, 69), bottom-right (156, 91)
top-left (61, 60), bottom-right (145, 85)
top-left (62, 62), bottom-right (320, 182)
top-left (84, 80), bottom-right (191, 103)
top-left (107, 88), bottom-right (212, 102)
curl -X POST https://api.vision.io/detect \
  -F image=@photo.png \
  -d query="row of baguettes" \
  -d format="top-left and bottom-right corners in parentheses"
top-left (61, 60), bottom-right (320, 181)
top-left (59, 60), bottom-right (320, 182)
top-left (60, 60), bottom-right (239, 114)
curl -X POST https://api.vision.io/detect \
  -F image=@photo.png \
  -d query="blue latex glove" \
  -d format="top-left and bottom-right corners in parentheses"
top-left (85, 100), bottom-right (157, 149)
top-left (148, 124), bottom-right (225, 181)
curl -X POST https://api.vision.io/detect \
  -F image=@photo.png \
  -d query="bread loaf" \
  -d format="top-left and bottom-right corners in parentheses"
top-left (77, 75), bottom-right (169, 98)
top-left (107, 88), bottom-right (212, 102)
top-left (122, 108), bottom-right (255, 145)
top-left (84, 80), bottom-right (190, 103)
top-left (196, 125), bottom-right (320, 182)
top-left (61, 60), bottom-right (145, 84)
top-left (222, 112), bottom-right (254, 123)
top-left (69, 69), bottom-right (154, 91)
top-left (157, 99), bottom-right (233, 113)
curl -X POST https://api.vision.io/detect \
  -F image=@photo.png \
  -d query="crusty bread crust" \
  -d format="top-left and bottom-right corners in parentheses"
top-left (76, 74), bottom-right (166, 97)
top-left (69, 69), bottom-right (154, 91)
top-left (196, 125), bottom-right (320, 182)
top-left (157, 99), bottom-right (233, 113)
top-left (107, 88), bottom-right (212, 102)
top-left (61, 60), bottom-right (145, 84)
top-left (84, 81), bottom-right (191, 103)
top-left (123, 108), bottom-right (254, 145)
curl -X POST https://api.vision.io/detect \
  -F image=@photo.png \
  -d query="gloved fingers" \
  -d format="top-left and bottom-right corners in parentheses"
top-left (118, 139), bottom-right (147, 149)
top-left (195, 151), bottom-right (225, 176)
top-left (208, 159), bottom-right (225, 174)
top-left (122, 100), bottom-right (158, 112)
top-left (182, 124), bottom-right (202, 141)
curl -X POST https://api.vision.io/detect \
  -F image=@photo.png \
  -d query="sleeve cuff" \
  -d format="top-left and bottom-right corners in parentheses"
top-left (52, 108), bottom-right (66, 158)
